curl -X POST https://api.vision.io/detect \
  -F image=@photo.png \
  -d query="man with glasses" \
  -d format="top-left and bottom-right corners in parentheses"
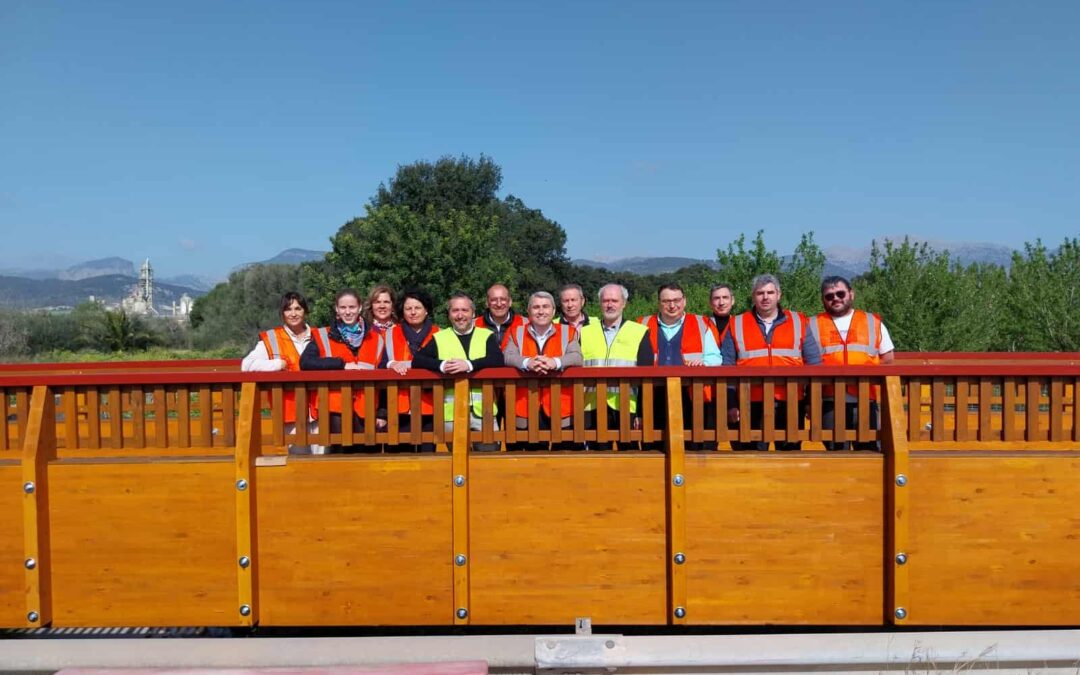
top-left (639, 283), bottom-right (722, 449)
top-left (808, 276), bottom-right (895, 450)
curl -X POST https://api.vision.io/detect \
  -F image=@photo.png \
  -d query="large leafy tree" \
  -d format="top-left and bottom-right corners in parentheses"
top-left (189, 264), bottom-right (307, 349)
top-left (714, 230), bottom-right (825, 315)
top-left (1006, 238), bottom-right (1080, 351)
top-left (304, 204), bottom-right (516, 324)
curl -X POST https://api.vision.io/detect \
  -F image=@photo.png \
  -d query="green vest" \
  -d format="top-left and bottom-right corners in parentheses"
top-left (433, 327), bottom-right (498, 419)
top-left (579, 320), bottom-right (648, 413)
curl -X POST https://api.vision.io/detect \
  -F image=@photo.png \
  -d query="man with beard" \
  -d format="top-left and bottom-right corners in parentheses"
top-left (808, 276), bottom-right (895, 450)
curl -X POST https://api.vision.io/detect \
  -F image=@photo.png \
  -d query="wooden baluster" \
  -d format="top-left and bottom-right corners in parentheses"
top-left (573, 381), bottom-right (585, 445)
top-left (550, 380), bottom-right (563, 446)
top-left (63, 387), bottom-right (79, 451)
top-left (762, 380), bottom-right (775, 447)
top-left (433, 382), bottom-right (446, 449)
top-left (527, 380), bottom-right (540, 445)
top-left (1050, 378), bottom-right (1064, 443)
top-left (22, 386), bottom-right (56, 628)
top-left (809, 379), bottom-right (823, 444)
top-left (931, 378), bottom-right (945, 443)
top-left (883, 376), bottom-right (909, 626)
top-left (858, 379), bottom-right (872, 446)
top-left (108, 385), bottom-right (123, 449)
top-left (619, 378), bottom-right (632, 443)
top-left (271, 386), bottom-right (285, 447)
top-left (153, 385), bottom-right (168, 447)
top-left (1026, 377), bottom-right (1043, 442)
top-left (197, 385), bottom-right (213, 447)
top-left (0, 389), bottom-right (8, 452)
top-left (294, 386), bottom-right (309, 447)
top-left (234, 382), bottom-right (260, 628)
top-left (1003, 376), bottom-right (1018, 441)
top-left (220, 384), bottom-right (236, 447)
top-left (788, 380), bottom-right (803, 445)
top-left (176, 386), bottom-right (191, 448)
top-left (1073, 378), bottom-right (1080, 443)
top-left (596, 380), bottom-right (609, 445)
top-left (320, 384), bottom-right (335, 447)
top-left (481, 382), bottom-right (495, 447)
top-left (906, 378), bottom-right (921, 442)
top-left (131, 385), bottom-right (145, 448)
top-left (387, 382), bottom-right (399, 447)
top-left (954, 377), bottom-right (969, 443)
top-left (691, 381), bottom-right (704, 445)
top-left (738, 380), bottom-right (751, 445)
top-left (833, 378), bottom-right (847, 447)
top-left (364, 383), bottom-right (378, 446)
top-left (86, 387), bottom-right (101, 449)
top-left (978, 378), bottom-right (993, 442)
top-left (715, 377), bottom-right (729, 448)
top-left (642, 380), bottom-right (654, 446)
top-left (410, 385), bottom-right (422, 446)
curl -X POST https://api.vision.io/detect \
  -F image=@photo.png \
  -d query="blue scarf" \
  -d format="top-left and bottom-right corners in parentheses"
top-left (337, 318), bottom-right (366, 349)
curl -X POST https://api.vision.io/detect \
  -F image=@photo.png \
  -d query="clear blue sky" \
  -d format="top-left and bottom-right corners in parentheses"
top-left (3, 0), bottom-right (1078, 278)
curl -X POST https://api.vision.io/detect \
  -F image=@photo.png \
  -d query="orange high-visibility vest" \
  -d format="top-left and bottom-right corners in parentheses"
top-left (384, 324), bottom-right (439, 415)
top-left (808, 310), bottom-right (882, 399)
top-left (510, 324), bottom-right (576, 419)
top-left (475, 313), bottom-right (527, 350)
top-left (730, 310), bottom-right (806, 401)
top-left (309, 327), bottom-right (384, 419)
top-left (259, 326), bottom-right (307, 424)
top-left (639, 314), bottom-right (715, 402)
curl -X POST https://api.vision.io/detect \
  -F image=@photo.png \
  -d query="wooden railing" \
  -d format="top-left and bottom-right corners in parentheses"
top-left (1, 356), bottom-right (1079, 629)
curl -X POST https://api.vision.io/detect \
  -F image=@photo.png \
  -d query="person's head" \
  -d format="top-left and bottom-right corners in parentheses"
top-left (398, 287), bottom-right (434, 329)
top-left (709, 283), bottom-right (734, 318)
top-left (558, 283), bottom-right (586, 321)
top-left (526, 291), bottom-right (556, 331)
top-left (657, 282), bottom-right (686, 324)
top-left (750, 274), bottom-right (781, 318)
top-left (334, 288), bottom-right (362, 325)
top-left (821, 276), bottom-right (854, 318)
top-left (279, 291), bottom-right (309, 333)
top-left (485, 284), bottom-right (512, 321)
top-left (598, 283), bottom-right (628, 325)
top-left (364, 284), bottom-right (397, 325)
top-left (447, 292), bottom-right (476, 334)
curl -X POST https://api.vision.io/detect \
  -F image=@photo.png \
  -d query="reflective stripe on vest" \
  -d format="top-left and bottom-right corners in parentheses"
top-left (434, 328), bottom-right (497, 418)
top-left (732, 312), bottom-right (803, 361)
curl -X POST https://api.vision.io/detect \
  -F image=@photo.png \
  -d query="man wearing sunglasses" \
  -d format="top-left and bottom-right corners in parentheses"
top-left (808, 276), bottom-right (895, 450)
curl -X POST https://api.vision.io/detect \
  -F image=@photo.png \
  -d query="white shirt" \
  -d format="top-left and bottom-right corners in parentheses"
top-left (241, 325), bottom-right (312, 372)
top-left (830, 311), bottom-right (895, 354)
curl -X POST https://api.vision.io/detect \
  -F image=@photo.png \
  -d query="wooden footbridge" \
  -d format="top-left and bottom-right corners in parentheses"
top-left (2, 353), bottom-right (1079, 632)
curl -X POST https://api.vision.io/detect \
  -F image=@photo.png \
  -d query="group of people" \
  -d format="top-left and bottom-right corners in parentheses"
top-left (241, 274), bottom-right (894, 453)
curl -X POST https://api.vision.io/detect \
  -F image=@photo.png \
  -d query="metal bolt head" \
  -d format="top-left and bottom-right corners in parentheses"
top-left (236, 479), bottom-right (248, 491)
top-left (454, 554), bottom-right (467, 567)
top-left (239, 604), bottom-right (251, 617)
top-left (454, 475), bottom-right (465, 487)
top-left (895, 552), bottom-right (908, 565)
top-left (894, 607), bottom-right (907, 620)
top-left (674, 606), bottom-right (686, 619)
top-left (673, 552), bottom-right (686, 565)
top-left (27, 611), bottom-right (39, 623)
top-left (456, 608), bottom-right (468, 619)
top-left (23, 481), bottom-right (35, 494)
top-left (895, 474), bottom-right (908, 487)
top-left (24, 558), bottom-right (36, 570)
top-left (238, 556), bottom-right (251, 569)
top-left (672, 474), bottom-right (685, 487)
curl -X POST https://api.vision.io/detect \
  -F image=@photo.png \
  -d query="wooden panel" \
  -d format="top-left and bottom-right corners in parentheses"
top-left (0, 463), bottom-right (24, 627)
top-left (683, 454), bottom-right (884, 624)
top-left (907, 454), bottom-right (1080, 625)
top-left (48, 459), bottom-right (237, 626)
top-left (469, 454), bottom-right (667, 625)
top-left (256, 457), bottom-right (453, 626)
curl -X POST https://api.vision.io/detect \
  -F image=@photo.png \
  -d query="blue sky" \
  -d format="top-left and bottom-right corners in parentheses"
top-left (3, 0), bottom-right (1078, 278)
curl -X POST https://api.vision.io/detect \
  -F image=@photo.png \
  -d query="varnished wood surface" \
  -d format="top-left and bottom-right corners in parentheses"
top-left (0, 463), bottom-right (24, 626)
top-left (907, 454), bottom-right (1080, 625)
top-left (468, 454), bottom-right (668, 625)
top-left (683, 453), bottom-right (885, 624)
top-left (255, 457), bottom-right (454, 626)
top-left (47, 459), bottom-right (237, 626)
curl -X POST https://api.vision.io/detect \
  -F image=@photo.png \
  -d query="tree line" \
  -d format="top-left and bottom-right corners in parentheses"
top-left (1, 155), bottom-right (1077, 361)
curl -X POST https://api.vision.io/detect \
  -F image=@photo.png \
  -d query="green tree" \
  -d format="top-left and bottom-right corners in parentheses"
top-left (305, 205), bottom-right (516, 324)
top-left (715, 230), bottom-right (824, 315)
top-left (1006, 238), bottom-right (1080, 351)
top-left (715, 231), bottom-right (785, 309)
top-left (189, 264), bottom-right (307, 349)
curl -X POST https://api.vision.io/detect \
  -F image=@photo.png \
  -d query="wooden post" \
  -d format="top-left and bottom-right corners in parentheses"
top-left (451, 378), bottom-right (471, 625)
top-left (234, 382), bottom-right (260, 627)
top-left (883, 376), bottom-right (910, 625)
top-left (665, 377), bottom-right (687, 625)
top-left (22, 385), bottom-right (56, 627)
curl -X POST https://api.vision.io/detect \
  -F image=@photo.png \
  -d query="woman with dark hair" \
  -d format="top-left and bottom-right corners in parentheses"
top-left (241, 291), bottom-right (320, 453)
top-left (300, 288), bottom-right (386, 451)
top-left (383, 287), bottom-right (440, 451)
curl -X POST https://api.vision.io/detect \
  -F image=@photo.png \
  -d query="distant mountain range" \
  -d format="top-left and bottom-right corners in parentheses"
top-left (574, 238), bottom-right (1017, 277)
top-left (0, 274), bottom-right (205, 311)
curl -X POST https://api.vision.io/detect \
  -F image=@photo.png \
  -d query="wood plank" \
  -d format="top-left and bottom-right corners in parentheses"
top-left (0, 389), bottom-right (8, 452)
top-left (762, 380), bottom-right (775, 444)
top-left (108, 385), bottom-right (123, 449)
top-left (63, 387), bottom-right (79, 451)
top-left (550, 381), bottom-right (563, 445)
top-left (387, 383), bottom-right (400, 446)
top-left (527, 381), bottom-right (539, 444)
top-left (271, 386), bottom-right (285, 447)
top-left (235, 382), bottom-right (260, 627)
top-left (907, 378), bottom-right (921, 442)
top-left (596, 381), bottom-right (609, 444)
top-left (1026, 378), bottom-right (1043, 442)
top-left (1050, 379), bottom-right (1064, 443)
top-left (256, 457), bottom-right (454, 626)
top-left (1003, 377), bottom-right (1018, 441)
top-left (220, 385), bottom-right (236, 448)
top-left (469, 454), bottom-right (667, 625)
top-left (883, 376), bottom-right (910, 626)
top-left (0, 464), bottom-right (25, 626)
top-left (858, 379), bottom-right (872, 444)
top-left (907, 455), bottom-right (1080, 625)
top-left (16, 390), bottom-right (29, 450)
top-left (480, 382), bottom-right (494, 446)
top-left (683, 453), bottom-right (884, 624)
top-left (954, 377), bottom-right (969, 442)
top-left (573, 382), bottom-right (585, 444)
top-left (131, 386), bottom-right (145, 448)
top-left (809, 380), bottom-right (822, 444)
top-left (21, 387), bottom-right (56, 627)
top-left (931, 378), bottom-right (945, 442)
top-left (452, 379), bottom-right (470, 624)
top-left (715, 378), bottom-right (729, 445)
top-left (363, 384), bottom-right (377, 446)
top-left (738, 381), bottom-right (751, 444)
top-left (666, 377), bottom-right (687, 625)
top-left (691, 382), bottom-right (704, 445)
top-left (48, 459), bottom-right (237, 627)
top-left (642, 380), bottom-right (654, 445)
top-left (176, 386), bottom-right (191, 448)
top-left (619, 379), bottom-right (632, 441)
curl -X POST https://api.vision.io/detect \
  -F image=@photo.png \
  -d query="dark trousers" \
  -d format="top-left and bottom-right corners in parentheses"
top-left (326, 412), bottom-right (379, 454)
top-left (822, 399), bottom-right (880, 451)
top-left (730, 399), bottom-right (804, 451)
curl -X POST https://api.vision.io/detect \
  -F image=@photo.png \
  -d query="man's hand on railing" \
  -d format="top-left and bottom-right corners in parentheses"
top-left (442, 359), bottom-right (472, 375)
top-left (388, 360), bottom-right (411, 376)
top-left (527, 355), bottom-right (559, 374)
top-left (684, 358), bottom-right (704, 367)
